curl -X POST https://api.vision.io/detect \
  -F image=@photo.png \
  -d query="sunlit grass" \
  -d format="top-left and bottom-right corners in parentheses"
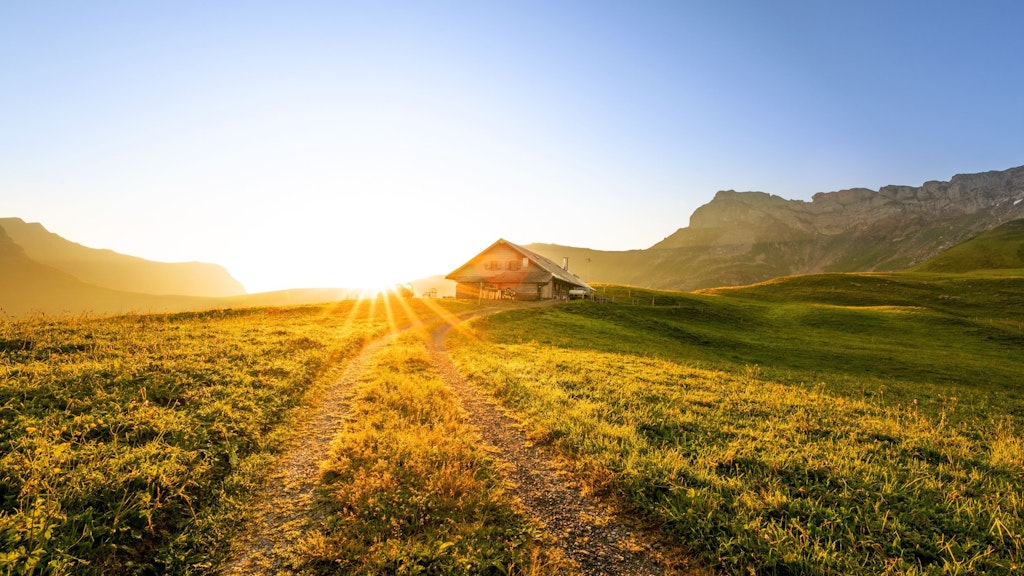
top-left (448, 275), bottom-right (1024, 575)
top-left (8, 269), bottom-right (1021, 575)
top-left (296, 329), bottom-right (567, 575)
top-left (0, 296), bottom-right (474, 575)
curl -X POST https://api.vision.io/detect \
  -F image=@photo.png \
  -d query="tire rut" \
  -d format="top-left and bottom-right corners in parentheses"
top-left (222, 330), bottom-right (399, 575)
top-left (223, 305), bottom-right (695, 575)
top-left (428, 312), bottom-right (670, 576)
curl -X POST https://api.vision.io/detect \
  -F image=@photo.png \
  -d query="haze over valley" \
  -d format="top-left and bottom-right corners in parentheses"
top-left (3, 162), bottom-right (1024, 317)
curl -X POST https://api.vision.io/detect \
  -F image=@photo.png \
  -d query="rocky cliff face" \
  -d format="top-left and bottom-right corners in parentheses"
top-left (529, 165), bottom-right (1024, 291)
top-left (663, 166), bottom-right (1024, 247)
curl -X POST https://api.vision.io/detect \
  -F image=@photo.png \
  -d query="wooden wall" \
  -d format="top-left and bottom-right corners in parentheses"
top-left (454, 281), bottom-right (543, 300)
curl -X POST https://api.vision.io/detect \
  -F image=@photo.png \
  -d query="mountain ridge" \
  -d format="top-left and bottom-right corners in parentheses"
top-left (528, 164), bottom-right (1024, 291)
top-left (0, 217), bottom-right (246, 297)
top-left (656, 165), bottom-right (1024, 247)
top-left (0, 226), bottom-right (218, 317)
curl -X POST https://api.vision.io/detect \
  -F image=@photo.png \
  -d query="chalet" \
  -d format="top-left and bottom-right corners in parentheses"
top-left (446, 239), bottom-right (594, 301)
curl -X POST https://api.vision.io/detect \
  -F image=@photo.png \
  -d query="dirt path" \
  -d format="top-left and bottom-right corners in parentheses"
top-left (223, 304), bottom-right (694, 575)
top-left (221, 329), bottom-right (401, 575)
top-left (428, 311), bottom-right (675, 576)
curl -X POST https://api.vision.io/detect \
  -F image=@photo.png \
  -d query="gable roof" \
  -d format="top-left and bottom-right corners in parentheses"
top-left (446, 238), bottom-right (593, 290)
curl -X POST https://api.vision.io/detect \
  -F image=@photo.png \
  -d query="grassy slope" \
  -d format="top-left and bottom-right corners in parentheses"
top-left (516, 277), bottom-right (1024, 411)
top-left (915, 219), bottom-right (1024, 273)
top-left (449, 274), bottom-right (1024, 574)
top-left (696, 273), bottom-right (1024, 403)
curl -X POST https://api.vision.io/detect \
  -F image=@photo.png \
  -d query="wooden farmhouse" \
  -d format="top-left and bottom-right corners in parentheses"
top-left (446, 239), bottom-right (594, 301)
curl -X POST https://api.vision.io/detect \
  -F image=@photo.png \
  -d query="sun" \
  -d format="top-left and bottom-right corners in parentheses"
top-left (342, 268), bottom-right (411, 299)
top-left (354, 263), bottom-right (407, 292)
top-left (348, 282), bottom-right (392, 299)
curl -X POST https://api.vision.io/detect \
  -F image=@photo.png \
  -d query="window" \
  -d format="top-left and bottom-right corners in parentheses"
top-left (507, 260), bottom-right (521, 271)
top-left (484, 260), bottom-right (503, 271)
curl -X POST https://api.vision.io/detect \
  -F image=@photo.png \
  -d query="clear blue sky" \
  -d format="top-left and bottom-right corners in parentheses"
top-left (3, 1), bottom-right (1023, 291)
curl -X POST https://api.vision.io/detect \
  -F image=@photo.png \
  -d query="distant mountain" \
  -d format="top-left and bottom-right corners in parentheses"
top-left (0, 217), bottom-right (245, 297)
top-left (0, 226), bottom-right (216, 317)
top-left (1, 218), bottom-right (412, 317)
top-left (528, 165), bottom-right (1024, 291)
top-left (916, 219), bottom-right (1024, 273)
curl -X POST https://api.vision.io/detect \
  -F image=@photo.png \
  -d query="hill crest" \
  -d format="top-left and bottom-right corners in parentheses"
top-left (0, 217), bottom-right (246, 297)
top-left (0, 225), bottom-right (219, 317)
top-left (915, 219), bottom-right (1024, 273)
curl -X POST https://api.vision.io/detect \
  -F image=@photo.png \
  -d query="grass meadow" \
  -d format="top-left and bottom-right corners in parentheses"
top-left (3, 270), bottom-right (1022, 575)
top-left (449, 274), bottom-right (1024, 575)
top-left (0, 297), bottom-right (471, 575)
top-left (298, 327), bottom-right (567, 575)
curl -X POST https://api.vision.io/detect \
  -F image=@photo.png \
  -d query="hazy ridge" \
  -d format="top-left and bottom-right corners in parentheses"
top-left (0, 225), bottom-right (218, 317)
top-left (0, 218), bottom-right (384, 316)
top-left (0, 217), bottom-right (245, 297)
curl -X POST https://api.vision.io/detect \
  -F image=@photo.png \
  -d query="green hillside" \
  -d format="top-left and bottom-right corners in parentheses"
top-left (698, 271), bottom-right (1024, 324)
top-left (450, 272), bottom-right (1024, 574)
top-left (915, 218), bottom-right (1024, 273)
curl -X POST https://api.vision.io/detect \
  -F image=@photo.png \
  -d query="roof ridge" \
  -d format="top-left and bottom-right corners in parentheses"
top-left (445, 239), bottom-right (592, 291)
top-left (500, 240), bottom-right (592, 290)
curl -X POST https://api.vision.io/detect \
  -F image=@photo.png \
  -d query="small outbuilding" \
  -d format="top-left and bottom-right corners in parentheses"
top-left (446, 239), bottom-right (594, 301)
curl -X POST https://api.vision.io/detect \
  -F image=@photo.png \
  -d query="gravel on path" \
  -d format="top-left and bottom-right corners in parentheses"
top-left (222, 331), bottom-right (398, 574)
top-left (429, 313), bottom-right (684, 576)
